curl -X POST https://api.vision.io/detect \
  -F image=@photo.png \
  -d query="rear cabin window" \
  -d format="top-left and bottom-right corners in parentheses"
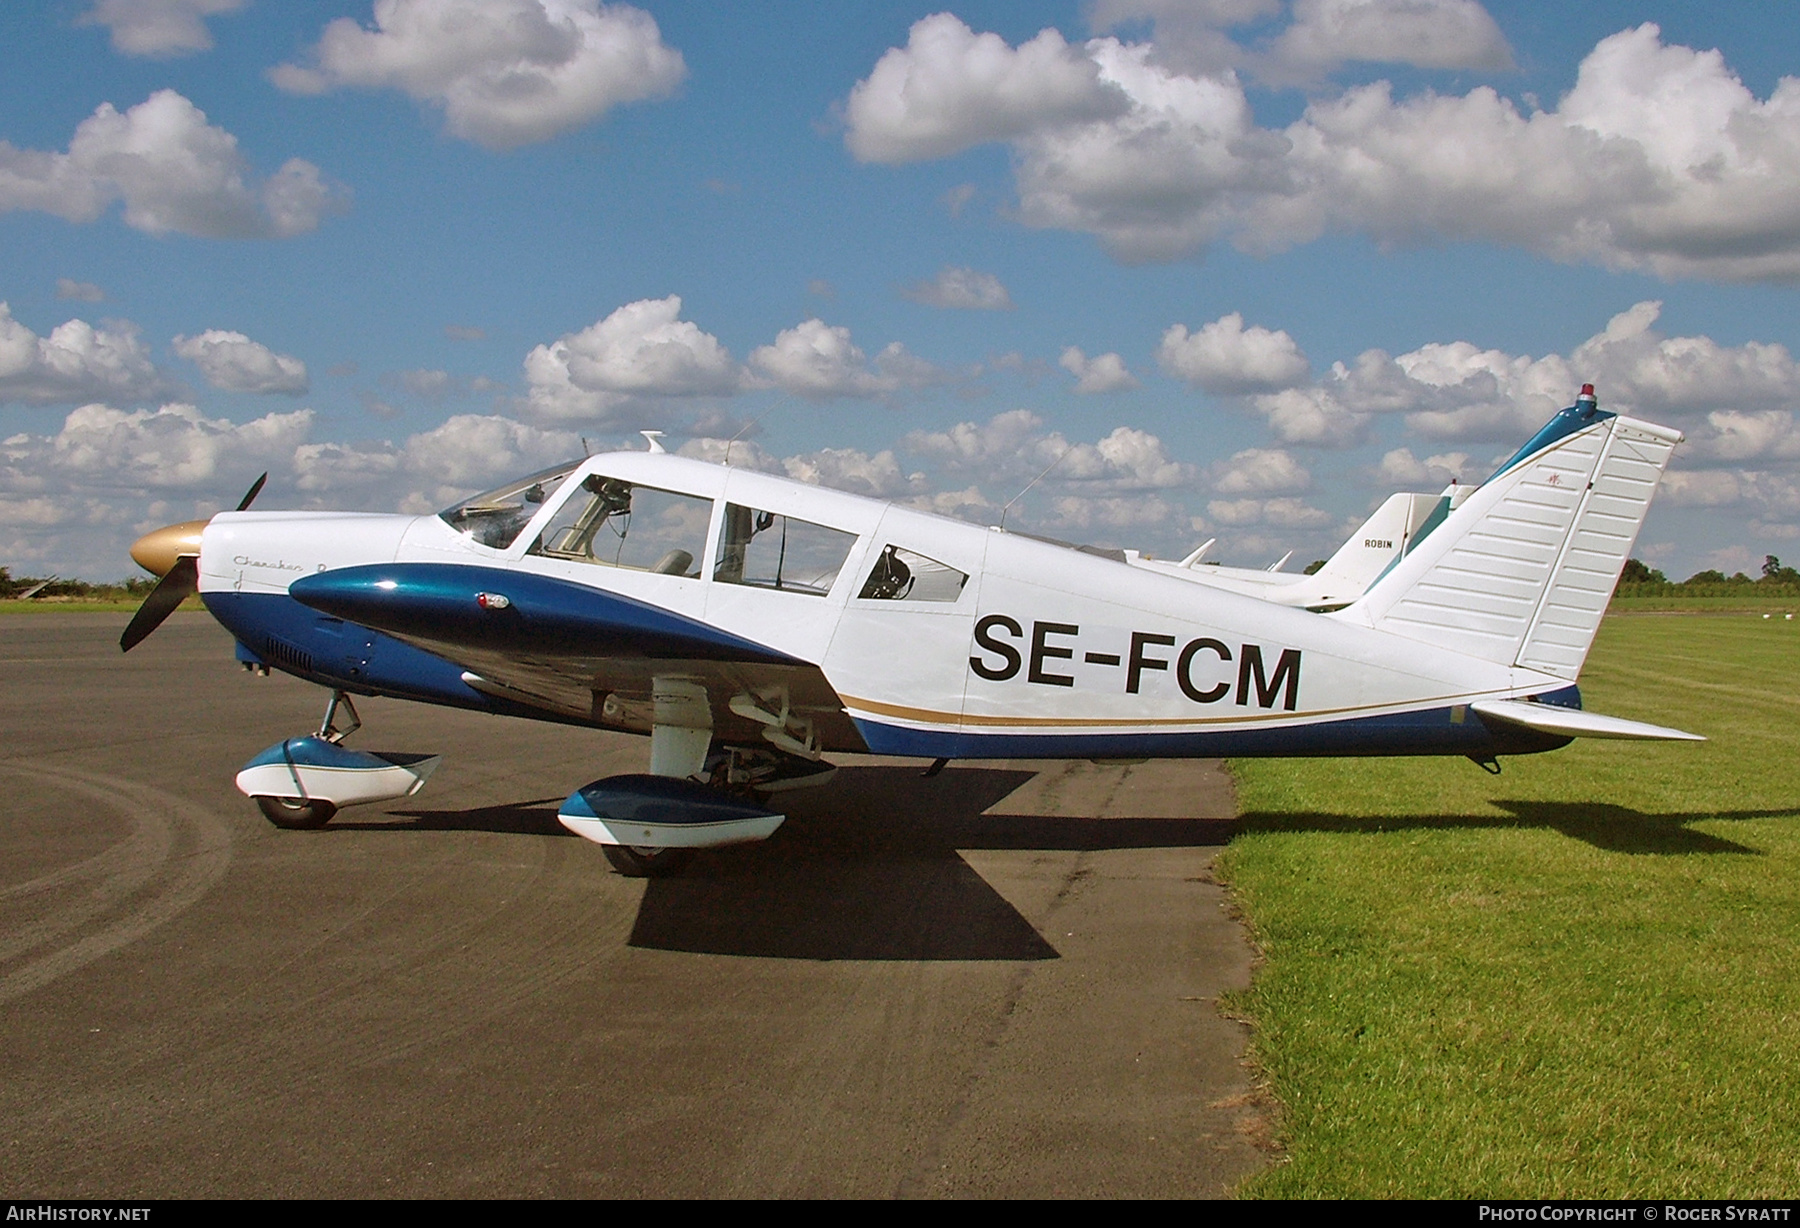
top-left (858, 545), bottom-right (968, 603)
top-left (714, 504), bottom-right (856, 597)
top-left (531, 477), bottom-right (711, 577)
top-left (439, 463), bottom-right (579, 550)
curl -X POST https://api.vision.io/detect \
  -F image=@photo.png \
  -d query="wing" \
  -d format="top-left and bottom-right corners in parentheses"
top-left (288, 563), bottom-right (861, 751)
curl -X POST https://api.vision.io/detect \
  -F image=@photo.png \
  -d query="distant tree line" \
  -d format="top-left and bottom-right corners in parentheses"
top-left (0, 566), bottom-right (155, 601)
top-left (1616, 555), bottom-right (1800, 597)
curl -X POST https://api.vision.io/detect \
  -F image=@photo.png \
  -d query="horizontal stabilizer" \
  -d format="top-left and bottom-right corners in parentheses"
top-left (1470, 699), bottom-right (1704, 742)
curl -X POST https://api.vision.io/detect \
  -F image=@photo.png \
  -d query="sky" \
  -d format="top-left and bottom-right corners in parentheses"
top-left (4, 0), bottom-right (1800, 581)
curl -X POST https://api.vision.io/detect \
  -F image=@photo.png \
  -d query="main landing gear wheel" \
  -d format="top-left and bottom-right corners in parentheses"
top-left (254, 795), bottom-right (339, 830)
top-left (601, 844), bottom-right (694, 878)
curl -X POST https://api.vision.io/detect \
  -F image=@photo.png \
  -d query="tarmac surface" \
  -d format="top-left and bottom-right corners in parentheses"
top-left (1, 612), bottom-right (1272, 1198)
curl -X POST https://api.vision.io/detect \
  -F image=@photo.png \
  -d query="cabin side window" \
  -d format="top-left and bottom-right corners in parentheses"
top-left (714, 504), bottom-right (856, 597)
top-left (857, 545), bottom-right (968, 603)
top-left (439, 463), bottom-right (580, 550)
top-left (531, 477), bottom-right (710, 577)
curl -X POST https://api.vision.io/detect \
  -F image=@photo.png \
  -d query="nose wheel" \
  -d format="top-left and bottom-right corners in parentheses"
top-left (255, 795), bottom-right (339, 830)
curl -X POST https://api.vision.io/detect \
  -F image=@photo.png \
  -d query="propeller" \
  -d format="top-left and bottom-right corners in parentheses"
top-left (120, 556), bottom-right (199, 652)
top-left (120, 472), bottom-right (267, 653)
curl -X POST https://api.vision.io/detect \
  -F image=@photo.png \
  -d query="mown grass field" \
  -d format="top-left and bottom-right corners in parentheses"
top-left (1221, 613), bottom-right (1800, 1197)
top-left (0, 596), bottom-right (203, 615)
top-left (1610, 595), bottom-right (1800, 614)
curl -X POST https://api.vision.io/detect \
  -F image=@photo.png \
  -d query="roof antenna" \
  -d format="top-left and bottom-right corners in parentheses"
top-left (723, 417), bottom-right (757, 467)
top-left (580, 436), bottom-right (593, 458)
top-left (718, 395), bottom-right (793, 466)
top-left (640, 430), bottom-right (665, 454)
top-left (998, 445), bottom-right (1070, 532)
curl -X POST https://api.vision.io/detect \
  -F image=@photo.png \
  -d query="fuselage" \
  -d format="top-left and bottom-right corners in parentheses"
top-left (196, 449), bottom-right (1576, 761)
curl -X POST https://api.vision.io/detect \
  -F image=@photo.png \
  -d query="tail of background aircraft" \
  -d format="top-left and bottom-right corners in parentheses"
top-left (1303, 487), bottom-right (1463, 605)
top-left (1341, 387), bottom-right (1683, 682)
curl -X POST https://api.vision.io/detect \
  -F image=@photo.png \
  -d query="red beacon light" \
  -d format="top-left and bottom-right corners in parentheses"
top-left (1578, 383), bottom-right (1597, 400)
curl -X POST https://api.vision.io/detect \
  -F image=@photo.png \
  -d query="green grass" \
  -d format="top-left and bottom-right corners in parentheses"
top-left (0, 596), bottom-right (203, 614)
top-left (1611, 595), bottom-right (1800, 614)
top-left (1221, 613), bottom-right (1800, 1198)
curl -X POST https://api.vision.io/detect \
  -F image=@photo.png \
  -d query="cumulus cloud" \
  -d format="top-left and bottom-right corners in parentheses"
top-left (749, 319), bottom-right (883, 398)
top-left (1684, 411), bottom-right (1800, 464)
top-left (1375, 447), bottom-right (1473, 486)
top-left (1249, 385), bottom-right (1371, 447)
top-left (173, 330), bottom-right (309, 395)
top-left (404, 369), bottom-right (451, 398)
top-left (1044, 493), bottom-right (1175, 531)
top-left (748, 319), bottom-right (945, 400)
top-left (79, 0), bottom-right (246, 57)
top-left (844, 13), bottom-right (1128, 163)
top-left (1088, 0), bottom-right (1509, 82)
top-left (1159, 313), bottom-right (1310, 394)
top-left (900, 266), bottom-right (1013, 310)
top-left (1207, 495), bottom-right (1335, 529)
top-left (904, 409), bottom-right (1192, 493)
top-left (1209, 446), bottom-right (1310, 495)
top-left (56, 279), bottom-right (105, 302)
top-left (0, 304), bottom-right (170, 405)
top-left (1199, 300), bottom-right (1800, 448)
top-left (293, 414), bottom-right (583, 513)
top-left (1059, 346), bottom-right (1140, 393)
top-left (0, 401), bottom-right (315, 575)
top-left (271, 0), bottom-right (686, 150)
top-left (523, 296), bottom-right (740, 421)
top-left (847, 20), bottom-right (1800, 281)
top-left (1566, 301), bottom-right (1800, 417)
top-left (1087, 0), bottom-right (1281, 78)
top-left (1653, 470), bottom-right (1800, 541)
top-left (779, 447), bottom-right (927, 499)
top-left (1661, 469), bottom-right (1743, 508)
top-left (1266, 0), bottom-right (1513, 81)
top-left (0, 90), bottom-right (343, 239)
top-left (0, 401), bottom-right (311, 494)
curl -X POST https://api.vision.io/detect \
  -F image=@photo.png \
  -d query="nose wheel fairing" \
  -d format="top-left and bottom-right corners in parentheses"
top-left (235, 736), bottom-right (442, 812)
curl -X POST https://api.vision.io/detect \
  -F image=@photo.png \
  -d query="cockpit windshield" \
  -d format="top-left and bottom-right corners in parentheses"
top-left (438, 462), bottom-right (580, 550)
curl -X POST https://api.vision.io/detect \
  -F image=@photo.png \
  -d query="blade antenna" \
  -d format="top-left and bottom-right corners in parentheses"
top-left (998, 445), bottom-right (1071, 532)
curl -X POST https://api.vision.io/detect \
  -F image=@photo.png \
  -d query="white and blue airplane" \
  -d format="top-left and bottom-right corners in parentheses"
top-left (122, 385), bottom-right (1701, 875)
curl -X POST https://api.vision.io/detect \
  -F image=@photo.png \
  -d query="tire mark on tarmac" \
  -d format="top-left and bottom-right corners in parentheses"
top-left (893, 847), bottom-right (1098, 1198)
top-left (6, 823), bottom-right (635, 1184)
top-left (0, 762), bottom-right (233, 1006)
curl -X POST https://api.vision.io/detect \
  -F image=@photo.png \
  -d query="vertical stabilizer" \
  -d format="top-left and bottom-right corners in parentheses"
top-left (1343, 393), bottom-right (1682, 680)
top-left (1309, 489), bottom-right (1444, 597)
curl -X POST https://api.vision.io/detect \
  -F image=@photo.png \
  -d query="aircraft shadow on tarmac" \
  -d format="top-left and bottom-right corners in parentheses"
top-left (1237, 800), bottom-right (1800, 856)
top-left (374, 765), bottom-right (1239, 962)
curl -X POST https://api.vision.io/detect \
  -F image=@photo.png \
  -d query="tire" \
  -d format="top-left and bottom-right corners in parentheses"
top-left (601, 844), bottom-right (694, 878)
top-left (255, 795), bottom-right (338, 830)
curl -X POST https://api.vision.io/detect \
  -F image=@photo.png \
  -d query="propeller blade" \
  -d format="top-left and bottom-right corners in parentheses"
top-left (120, 555), bottom-right (199, 653)
top-left (236, 472), bottom-right (268, 512)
